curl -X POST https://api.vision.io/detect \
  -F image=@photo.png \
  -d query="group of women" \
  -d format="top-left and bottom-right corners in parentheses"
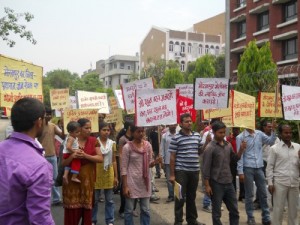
top-left (61, 118), bottom-right (156, 225)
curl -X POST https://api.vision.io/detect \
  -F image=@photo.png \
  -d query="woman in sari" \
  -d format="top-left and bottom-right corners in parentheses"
top-left (62, 118), bottom-right (103, 225)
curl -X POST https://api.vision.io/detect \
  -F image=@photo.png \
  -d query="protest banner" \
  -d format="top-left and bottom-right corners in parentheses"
top-left (202, 91), bottom-right (233, 120)
top-left (121, 77), bottom-right (154, 113)
top-left (76, 90), bottom-right (109, 114)
top-left (222, 115), bottom-right (233, 127)
top-left (175, 84), bottom-right (194, 99)
top-left (105, 97), bottom-right (123, 131)
top-left (281, 85), bottom-right (300, 120)
top-left (55, 96), bottom-right (78, 117)
top-left (50, 88), bottom-right (70, 110)
top-left (114, 89), bottom-right (124, 109)
top-left (176, 91), bottom-right (196, 123)
top-left (0, 55), bottom-right (43, 116)
top-left (63, 109), bottom-right (99, 133)
top-left (232, 90), bottom-right (256, 130)
top-left (194, 78), bottom-right (229, 110)
top-left (135, 89), bottom-right (177, 127)
top-left (258, 92), bottom-right (283, 118)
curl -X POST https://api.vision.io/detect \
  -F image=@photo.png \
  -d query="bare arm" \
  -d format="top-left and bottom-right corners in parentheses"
top-left (81, 146), bottom-right (103, 163)
top-left (112, 144), bottom-right (118, 186)
top-left (66, 136), bottom-right (77, 154)
top-left (54, 125), bottom-right (65, 139)
top-left (169, 152), bottom-right (176, 184)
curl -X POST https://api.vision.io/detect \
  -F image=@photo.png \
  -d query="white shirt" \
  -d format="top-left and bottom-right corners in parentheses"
top-left (262, 137), bottom-right (280, 161)
top-left (266, 140), bottom-right (300, 187)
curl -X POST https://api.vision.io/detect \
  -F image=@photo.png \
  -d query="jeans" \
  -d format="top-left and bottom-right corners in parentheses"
top-left (243, 167), bottom-right (270, 222)
top-left (92, 189), bottom-right (115, 224)
top-left (164, 164), bottom-right (174, 198)
top-left (174, 170), bottom-right (199, 225)
top-left (203, 193), bottom-right (211, 207)
top-left (45, 156), bottom-right (61, 203)
top-left (124, 197), bottom-right (150, 225)
top-left (154, 151), bottom-right (161, 176)
top-left (210, 180), bottom-right (239, 225)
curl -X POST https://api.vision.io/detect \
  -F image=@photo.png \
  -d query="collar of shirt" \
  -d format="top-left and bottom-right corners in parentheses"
top-left (243, 129), bottom-right (256, 137)
top-left (279, 140), bottom-right (295, 149)
top-left (211, 139), bottom-right (229, 147)
top-left (10, 132), bottom-right (44, 155)
top-left (179, 129), bottom-right (194, 136)
top-left (166, 131), bottom-right (176, 137)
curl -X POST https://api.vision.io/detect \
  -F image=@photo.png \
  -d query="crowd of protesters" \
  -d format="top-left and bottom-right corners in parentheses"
top-left (0, 97), bottom-right (299, 225)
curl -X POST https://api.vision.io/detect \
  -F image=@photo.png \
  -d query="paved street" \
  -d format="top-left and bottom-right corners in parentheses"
top-left (51, 174), bottom-right (299, 225)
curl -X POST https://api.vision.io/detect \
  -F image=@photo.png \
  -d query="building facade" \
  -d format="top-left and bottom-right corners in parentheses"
top-left (98, 54), bottom-right (139, 89)
top-left (227, 0), bottom-right (299, 84)
top-left (140, 26), bottom-right (223, 73)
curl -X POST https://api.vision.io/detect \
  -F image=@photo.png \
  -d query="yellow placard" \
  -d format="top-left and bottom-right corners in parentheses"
top-left (105, 97), bottom-right (123, 131)
top-left (258, 92), bottom-right (283, 118)
top-left (203, 91), bottom-right (232, 119)
top-left (232, 90), bottom-right (256, 130)
top-left (50, 88), bottom-right (70, 110)
top-left (63, 109), bottom-right (99, 133)
top-left (222, 115), bottom-right (233, 127)
top-left (0, 55), bottom-right (43, 109)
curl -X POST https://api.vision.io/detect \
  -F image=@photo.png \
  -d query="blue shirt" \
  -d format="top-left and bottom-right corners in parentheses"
top-left (237, 130), bottom-right (277, 174)
top-left (160, 131), bottom-right (176, 165)
top-left (169, 130), bottom-right (201, 172)
top-left (0, 132), bottom-right (54, 225)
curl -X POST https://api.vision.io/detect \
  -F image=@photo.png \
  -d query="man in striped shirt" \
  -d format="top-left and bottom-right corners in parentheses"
top-left (169, 113), bottom-right (205, 225)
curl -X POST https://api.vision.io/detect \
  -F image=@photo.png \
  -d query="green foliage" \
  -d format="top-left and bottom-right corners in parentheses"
top-left (128, 72), bottom-right (140, 82)
top-left (236, 40), bottom-right (277, 97)
top-left (160, 68), bottom-right (184, 88)
top-left (43, 69), bottom-right (105, 107)
top-left (215, 54), bottom-right (225, 78)
top-left (0, 7), bottom-right (36, 47)
top-left (188, 54), bottom-right (216, 82)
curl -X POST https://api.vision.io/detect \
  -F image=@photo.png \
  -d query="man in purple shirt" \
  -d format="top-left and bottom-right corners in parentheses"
top-left (0, 98), bottom-right (55, 225)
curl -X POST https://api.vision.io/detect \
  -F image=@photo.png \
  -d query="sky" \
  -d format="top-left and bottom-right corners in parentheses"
top-left (0, 0), bottom-right (225, 75)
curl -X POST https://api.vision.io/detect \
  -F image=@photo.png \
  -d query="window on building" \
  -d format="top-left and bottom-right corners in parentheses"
top-left (284, 0), bottom-right (297, 22)
top-left (180, 61), bottom-right (185, 72)
top-left (216, 46), bottom-right (220, 55)
top-left (257, 11), bottom-right (269, 31)
top-left (199, 44), bottom-right (203, 55)
top-left (127, 65), bottom-right (131, 70)
top-left (120, 62), bottom-right (125, 69)
top-left (181, 42), bottom-right (185, 53)
top-left (237, 0), bottom-right (246, 8)
top-left (210, 45), bottom-right (215, 54)
top-left (237, 20), bottom-right (246, 38)
top-left (114, 63), bottom-right (117, 69)
top-left (109, 80), bottom-right (111, 86)
top-left (187, 43), bottom-right (192, 53)
top-left (283, 37), bottom-right (298, 60)
top-left (123, 79), bottom-right (129, 83)
top-left (169, 41), bottom-right (174, 52)
top-left (205, 45), bottom-right (209, 54)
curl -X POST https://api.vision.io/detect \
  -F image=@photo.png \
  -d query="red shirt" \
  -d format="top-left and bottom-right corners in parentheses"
top-left (226, 135), bottom-right (237, 153)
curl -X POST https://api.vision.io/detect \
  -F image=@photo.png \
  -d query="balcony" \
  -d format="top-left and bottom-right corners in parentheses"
top-left (230, 13), bottom-right (246, 23)
top-left (277, 18), bottom-right (298, 28)
top-left (234, 1), bottom-right (247, 12)
top-left (273, 30), bottom-right (298, 40)
top-left (272, 0), bottom-right (292, 4)
top-left (249, 3), bottom-right (270, 14)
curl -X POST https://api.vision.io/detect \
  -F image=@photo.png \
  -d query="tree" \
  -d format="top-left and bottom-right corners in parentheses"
top-left (0, 7), bottom-right (36, 47)
top-left (160, 68), bottom-right (184, 88)
top-left (188, 54), bottom-right (216, 82)
top-left (80, 73), bottom-right (103, 92)
top-left (215, 54), bottom-right (225, 78)
top-left (236, 40), bottom-right (277, 97)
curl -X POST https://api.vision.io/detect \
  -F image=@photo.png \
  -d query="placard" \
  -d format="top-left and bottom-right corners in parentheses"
top-left (50, 88), bottom-right (70, 110)
top-left (232, 90), bottom-right (256, 130)
top-left (258, 92), bottom-right (283, 118)
top-left (176, 91), bottom-right (196, 123)
top-left (63, 109), bottom-right (99, 133)
top-left (175, 84), bottom-right (194, 99)
top-left (113, 89), bottom-right (124, 109)
top-left (0, 55), bottom-right (43, 109)
top-left (194, 78), bottom-right (229, 110)
top-left (202, 91), bottom-right (233, 120)
top-left (281, 85), bottom-right (300, 120)
top-left (76, 90), bottom-right (109, 114)
top-left (135, 89), bottom-right (177, 126)
top-left (121, 77), bottom-right (154, 113)
top-left (105, 97), bottom-right (123, 131)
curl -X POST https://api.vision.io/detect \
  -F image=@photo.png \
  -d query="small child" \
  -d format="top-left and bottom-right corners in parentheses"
top-left (63, 121), bottom-right (81, 184)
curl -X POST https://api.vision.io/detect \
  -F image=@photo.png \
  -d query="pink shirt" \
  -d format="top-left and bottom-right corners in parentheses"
top-left (121, 141), bottom-right (152, 198)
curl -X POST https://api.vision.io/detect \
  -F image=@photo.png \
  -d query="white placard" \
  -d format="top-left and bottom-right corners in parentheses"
top-left (194, 78), bottom-right (229, 110)
top-left (176, 84), bottom-right (194, 99)
top-left (76, 90), bottom-right (110, 114)
top-left (281, 85), bottom-right (300, 120)
top-left (54, 96), bottom-right (78, 117)
top-left (114, 89), bottom-right (124, 109)
top-left (121, 78), bottom-right (154, 113)
top-left (135, 89), bottom-right (177, 127)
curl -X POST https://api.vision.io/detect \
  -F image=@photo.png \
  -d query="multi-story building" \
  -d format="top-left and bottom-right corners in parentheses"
top-left (227, 0), bottom-right (299, 84)
top-left (140, 27), bottom-right (223, 73)
top-left (98, 54), bottom-right (139, 89)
